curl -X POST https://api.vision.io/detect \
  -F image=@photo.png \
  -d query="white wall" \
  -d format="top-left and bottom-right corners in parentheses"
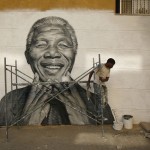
top-left (0, 10), bottom-right (150, 124)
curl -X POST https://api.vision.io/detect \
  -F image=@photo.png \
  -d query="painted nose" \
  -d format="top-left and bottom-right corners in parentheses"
top-left (44, 47), bottom-right (61, 58)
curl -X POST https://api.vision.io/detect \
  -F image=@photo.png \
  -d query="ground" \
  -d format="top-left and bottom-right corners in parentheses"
top-left (0, 125), bottom-right (149, 150)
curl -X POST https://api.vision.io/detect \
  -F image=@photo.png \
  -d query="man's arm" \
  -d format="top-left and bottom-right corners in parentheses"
top-left (99, 77), bottom-right (109, 82)
top-left (87, 71), bottom-right (94, 89)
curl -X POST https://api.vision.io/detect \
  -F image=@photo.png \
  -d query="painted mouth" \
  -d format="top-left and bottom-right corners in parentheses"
top-left (45, 65), bottom-right (61, 69)
top-left (40, 62), bottom-right (64, 74)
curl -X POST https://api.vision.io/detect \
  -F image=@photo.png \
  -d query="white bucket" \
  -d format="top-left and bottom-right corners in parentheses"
top-left (113, 121), bottom-right (123, 131)
top-left (123, 115), bottom-right (133, 129)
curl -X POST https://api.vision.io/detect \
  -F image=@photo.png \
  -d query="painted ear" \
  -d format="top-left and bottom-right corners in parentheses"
top-left (25, 50), bottom-right (30, 64)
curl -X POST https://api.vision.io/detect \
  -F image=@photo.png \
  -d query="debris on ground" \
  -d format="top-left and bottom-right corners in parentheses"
top-left (140, 122), bottom-right (150, 139)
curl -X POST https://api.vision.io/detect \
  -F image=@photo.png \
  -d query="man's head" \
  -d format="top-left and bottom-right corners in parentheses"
top-left (25, 16), bottom-right (78, 82)
top-left (105, 58), bottom-right (115, 69)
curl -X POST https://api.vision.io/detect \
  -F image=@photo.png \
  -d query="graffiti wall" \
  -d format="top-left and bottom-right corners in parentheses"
top-left (0, 9), bottom-right (150, 125)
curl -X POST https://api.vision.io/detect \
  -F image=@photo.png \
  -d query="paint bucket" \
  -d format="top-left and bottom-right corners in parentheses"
top-left (113, 121), bottom-right (123, 131)
top-left (123, 115), bottom-right (133, 129)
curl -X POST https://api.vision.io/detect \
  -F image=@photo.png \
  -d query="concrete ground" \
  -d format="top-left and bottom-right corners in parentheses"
top-left (0, 125), bottom-right (149, 150)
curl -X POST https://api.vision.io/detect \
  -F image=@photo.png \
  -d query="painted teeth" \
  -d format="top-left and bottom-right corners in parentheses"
top-left (46, 66), bottom-right (60, 69)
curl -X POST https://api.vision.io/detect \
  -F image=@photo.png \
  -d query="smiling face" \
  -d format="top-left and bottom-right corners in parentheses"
top-left (25, 25), bottom-right (76, 82)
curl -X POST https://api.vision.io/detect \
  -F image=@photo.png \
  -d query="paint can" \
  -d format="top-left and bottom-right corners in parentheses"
top-left (123, 115), bottom-right (133, 129)
top-left (113, 121), bottom-right (123, 131)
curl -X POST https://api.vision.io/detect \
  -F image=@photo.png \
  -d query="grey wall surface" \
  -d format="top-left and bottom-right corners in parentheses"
top-left (0, 10), bottom-right (150, 123)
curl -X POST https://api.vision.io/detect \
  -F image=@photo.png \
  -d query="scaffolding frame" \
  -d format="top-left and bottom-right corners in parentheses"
top-left (3, 54), bottom-right (106, 140)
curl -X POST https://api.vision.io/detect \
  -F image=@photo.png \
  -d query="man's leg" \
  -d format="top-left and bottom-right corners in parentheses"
top-left (102, 85), bottom-right (108, 106)
top-left (100, 85), bottom-right (108, 122)
top-left (93, 83), bottom-right (101, 118)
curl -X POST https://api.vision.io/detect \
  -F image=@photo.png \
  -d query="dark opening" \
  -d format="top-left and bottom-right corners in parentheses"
top-left (115, 0), bottom-right (120, 14)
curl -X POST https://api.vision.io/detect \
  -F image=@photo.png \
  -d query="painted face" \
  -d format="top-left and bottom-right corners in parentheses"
top-left (26, 25), bottom-right (76, 82)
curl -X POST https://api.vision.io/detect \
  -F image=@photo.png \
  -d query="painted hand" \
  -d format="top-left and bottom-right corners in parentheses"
top-left (87, 82), bottom-right (91, 89)
top-left (53, 80), bottom-right (89, 125)
top-left (22, 73), bottom-right (52, 125)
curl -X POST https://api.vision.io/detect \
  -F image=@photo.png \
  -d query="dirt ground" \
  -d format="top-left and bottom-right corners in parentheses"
top-left (0, 125), bottom-right (149, 150)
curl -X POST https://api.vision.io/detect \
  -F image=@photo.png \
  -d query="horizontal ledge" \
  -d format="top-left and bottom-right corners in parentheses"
top-left (12, 80), bottom-right (93, 86)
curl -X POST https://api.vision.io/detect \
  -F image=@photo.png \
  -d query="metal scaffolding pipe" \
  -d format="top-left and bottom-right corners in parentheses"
top-left (4, 54), bottom-right (106, 138)
top-left (16, 69), bottom-right (33, 80)
top-left (4, 57), bottom-right (8, 140)
top-left (12, 80), bottom-right (94, 86)
top-left (10, 65), bottom-right (100, 127)
top-left (6, 63), bottom-right (98, 125)
top-left (6, 68), bottom-right (31, 83)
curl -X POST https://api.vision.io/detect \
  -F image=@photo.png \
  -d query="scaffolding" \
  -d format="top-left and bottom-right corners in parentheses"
top-left (2, 54), bottom-right (107, 140)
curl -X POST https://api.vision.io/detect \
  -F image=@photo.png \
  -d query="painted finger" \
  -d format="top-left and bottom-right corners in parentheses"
top-left (24, 85), bottom-right (51, 114)
top-left (41, 103), bottom-right (50, 118)
top-left (57, 93), bottom-right (75, 108)
top-left (32, 78), bottom-right (53, 101)
top-left (62, 72), bottom-right (71, 82)
top-left (57, 93), bottom-right (69, 105)
top-left (52, 79), bottom-right (71, 98)
top-left (29, 85), bottom-right (52, 108)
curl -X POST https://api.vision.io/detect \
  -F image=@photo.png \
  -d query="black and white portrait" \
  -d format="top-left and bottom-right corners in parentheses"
top-left (0, 16), bottom-right (114, 126)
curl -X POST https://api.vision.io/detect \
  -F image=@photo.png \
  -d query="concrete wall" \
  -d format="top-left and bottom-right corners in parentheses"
top-left (0, 9), bottom-right (150, 124)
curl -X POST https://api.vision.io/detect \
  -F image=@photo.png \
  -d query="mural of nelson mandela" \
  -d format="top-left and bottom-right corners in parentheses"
top-left (0, 16), bottom-right (114, 126)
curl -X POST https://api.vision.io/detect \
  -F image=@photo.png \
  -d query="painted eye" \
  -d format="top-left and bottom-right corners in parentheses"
top-left (57, 41), bottom-right (73, 50)
top-left (35, 40), bottom-right (48, 48)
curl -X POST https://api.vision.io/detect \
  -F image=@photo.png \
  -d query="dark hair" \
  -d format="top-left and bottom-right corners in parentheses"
top-left (107, 58), bottom-right (116, 64)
